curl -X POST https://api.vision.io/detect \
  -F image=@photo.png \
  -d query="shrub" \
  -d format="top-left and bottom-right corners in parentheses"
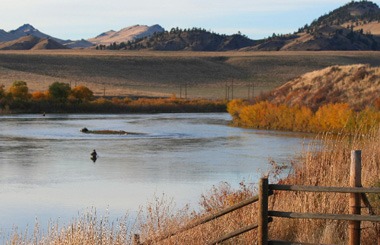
top-left (228, 100), bottom-right (380, 134)
top-left (9, 81), bottom-right (30, 101)
top-left (70, 85), bottom-right (94, 102)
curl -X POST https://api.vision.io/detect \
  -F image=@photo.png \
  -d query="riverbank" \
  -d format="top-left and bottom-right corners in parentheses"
top-left (0, 97), bottom-right (227, 114)
top-left (4, 121), bottom-right (379, 243)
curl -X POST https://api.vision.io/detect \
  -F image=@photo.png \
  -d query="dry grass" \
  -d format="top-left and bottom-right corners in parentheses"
top-left (268, 64), bottom-right (380, 110)
top-left (268, 128), bottom-right (380, 244)
top-left (5, 209), bottom-right (134, 245)
top-left (1, 50), bottom-right (380, 99)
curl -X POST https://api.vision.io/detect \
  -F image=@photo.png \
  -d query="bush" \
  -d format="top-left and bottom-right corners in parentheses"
top-left (228, 100), bottom-right (380, 134)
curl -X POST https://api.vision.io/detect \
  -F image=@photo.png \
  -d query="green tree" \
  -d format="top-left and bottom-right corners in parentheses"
top-left (0, 84), bottom-right (4, 98)
top-left (48, 82), bottom-right (71, 102)
top-left (9, 81), bottom-right (29, 100)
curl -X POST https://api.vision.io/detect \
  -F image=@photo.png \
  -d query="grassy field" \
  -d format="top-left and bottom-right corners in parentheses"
top-left (1, 50), bottom-right (380, 99)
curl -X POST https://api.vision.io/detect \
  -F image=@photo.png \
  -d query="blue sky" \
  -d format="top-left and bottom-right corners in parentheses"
top-left (2, 0), bottom-right (379, 40)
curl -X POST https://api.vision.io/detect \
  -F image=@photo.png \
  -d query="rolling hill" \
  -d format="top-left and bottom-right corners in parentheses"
top-left (1, 50), bottom-right (380, 99)
top-left (120, 28), bottom-right (256, 51)
top-left (262, 64), bottom-right (380, 110)
top-left (0, 24), bottom-right (92, 49)
top-left (0, 35), bottom-right (67, 50)
top-left (88, 24), bottom-right (164, 45)
top-left (246, 1), bottom-right (380, 51)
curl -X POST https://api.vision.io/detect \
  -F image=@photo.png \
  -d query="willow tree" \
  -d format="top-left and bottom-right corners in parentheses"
top-left (48, 82), bottom-right (71, 103)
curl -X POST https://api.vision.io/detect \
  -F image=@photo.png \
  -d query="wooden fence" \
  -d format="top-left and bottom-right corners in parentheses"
top-left (134, 150), bottom-right (380, 245)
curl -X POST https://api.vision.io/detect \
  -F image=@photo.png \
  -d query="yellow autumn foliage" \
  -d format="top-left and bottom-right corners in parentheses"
top-left (229, 100), bottom-right (380, 134)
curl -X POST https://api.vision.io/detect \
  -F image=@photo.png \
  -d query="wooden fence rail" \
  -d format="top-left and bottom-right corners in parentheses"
top-left (268, 211), bottom-right (380, 222)
top-left (136, 193), bottom-right (272, 244)
top-left (135, 150), bottom-right (380, 245)
top-left (269, 185), bottom-right (380, 193)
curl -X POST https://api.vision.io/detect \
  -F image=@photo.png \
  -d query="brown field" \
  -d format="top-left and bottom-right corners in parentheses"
top-left (1, 50), bottom-right (380, 99)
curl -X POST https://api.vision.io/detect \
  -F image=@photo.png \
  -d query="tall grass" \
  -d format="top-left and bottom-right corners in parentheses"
top-left (5, 210), bottom-right (134, 245)
top-left (5, 128), bottom-right (380, 244)
top-left (268, 128), bottom-right (380, 244)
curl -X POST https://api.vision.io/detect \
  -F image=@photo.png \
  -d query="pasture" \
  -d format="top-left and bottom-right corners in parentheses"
top-left (0, 50), bottom-right (380, 98)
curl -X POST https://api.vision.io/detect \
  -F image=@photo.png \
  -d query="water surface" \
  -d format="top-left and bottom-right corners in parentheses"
top-left (0, 113), bottom-right (310, 234)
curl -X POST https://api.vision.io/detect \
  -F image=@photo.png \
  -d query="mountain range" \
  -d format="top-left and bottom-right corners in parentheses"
top-left (0, 24), bottom-right (165, 50)
top-left (1, 1), bottom-right (380, 51)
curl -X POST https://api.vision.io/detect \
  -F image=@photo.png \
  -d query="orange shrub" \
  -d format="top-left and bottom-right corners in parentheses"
top-left (227, 99), bottom-right (245, 123)
top-left (31, 91), bottom-right (48, 101)
top-left (310, 103), bottom-right (354, 133)
top-left (71, 85), bottom-right (94, 101)
top-left (228, 100), bottom-right (380, 134)
top-left (293, 106), bottom-right (313, 132)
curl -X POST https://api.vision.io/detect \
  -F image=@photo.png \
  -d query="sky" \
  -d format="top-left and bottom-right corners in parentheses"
top-left (2, 0), bottom-right (380, 40)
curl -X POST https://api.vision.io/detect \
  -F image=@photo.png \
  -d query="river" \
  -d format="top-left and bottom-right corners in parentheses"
top-left (0, 113), bottom-right (310, 236)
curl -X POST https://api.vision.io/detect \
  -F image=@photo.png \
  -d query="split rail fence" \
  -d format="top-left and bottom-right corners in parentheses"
top-left (134, 150), bottom-right (380, 245)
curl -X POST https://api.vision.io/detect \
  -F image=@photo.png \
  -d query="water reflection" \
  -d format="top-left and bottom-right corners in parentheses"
top-left (0, 113), bottom-right (312, 234)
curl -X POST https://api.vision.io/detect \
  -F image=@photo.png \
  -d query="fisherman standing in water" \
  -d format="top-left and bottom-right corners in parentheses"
top-left (91, 149), bottom-right (98, 162)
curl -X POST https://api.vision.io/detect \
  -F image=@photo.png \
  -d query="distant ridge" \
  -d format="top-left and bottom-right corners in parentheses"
top-left (0, 35), bottom-right (67, 50)
top-left (1, 1), bottom-right (380, 51)
top-left (244, 1), bottom-right (380, 51)
top-left (88, 24), bottom-right (165, 45)
top-left (0, 24), bottom-right (51, 42)
top-left (0, 24), bottom-right (92, 49)
top-left (119, 28), bottom-right (255, 51)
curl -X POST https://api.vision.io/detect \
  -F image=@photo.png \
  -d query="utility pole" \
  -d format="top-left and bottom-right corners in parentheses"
top-left (231, 80), bottom-right (234, 100)
top-left (248, 82), bottom-right (255, 100)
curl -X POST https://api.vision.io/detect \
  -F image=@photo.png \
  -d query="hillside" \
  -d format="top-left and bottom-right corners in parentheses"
top-left (1, 51), bottom-right (380, 99)
top-left (124, 28), bottom-right (255, 51)
top-left (1, 2), bottom-right (380, 51)
top-left (31, 38), bottom-right (69, 50)
top-left (0, 36), bottom-right (67, 50)
top-left (88, 24), bottom-right (164, 45)
top-left (245, 1), bottom-right (380, 51)
top-left (264, 64), bottom-right (380, 110)
top-left (0, 24), bottom-right (92, 49)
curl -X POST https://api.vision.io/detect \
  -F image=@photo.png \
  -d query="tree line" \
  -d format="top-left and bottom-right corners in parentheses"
top-left (0, 81), bottom-right (226, 113)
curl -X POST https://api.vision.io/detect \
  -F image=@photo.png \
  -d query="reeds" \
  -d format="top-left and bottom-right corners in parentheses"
top-left (5, 209), bottom-right (134, 245)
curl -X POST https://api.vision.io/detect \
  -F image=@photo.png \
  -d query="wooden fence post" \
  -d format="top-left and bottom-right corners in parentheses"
top-left (258, 178), bottom-right (269, 245)
top-left (349, 150), bottom-right (361, 245)
top-left (133, 233), bottom-right (141, 245)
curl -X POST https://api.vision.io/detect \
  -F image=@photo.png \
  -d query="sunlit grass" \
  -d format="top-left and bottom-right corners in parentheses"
top-left (1, 50), bottom-right (380, 99)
